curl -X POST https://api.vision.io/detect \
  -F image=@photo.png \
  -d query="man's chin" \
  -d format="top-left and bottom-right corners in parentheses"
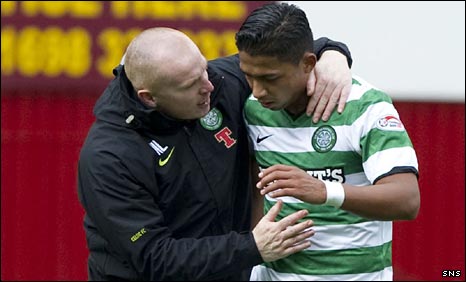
top-left (194, 106), bottom-right (210, 119)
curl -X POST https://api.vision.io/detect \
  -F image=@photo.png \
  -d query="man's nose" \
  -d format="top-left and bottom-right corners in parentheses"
top-left (252, 81), bottom-right (267, 99)
top-left (202, 78), bottom-right (214, 94)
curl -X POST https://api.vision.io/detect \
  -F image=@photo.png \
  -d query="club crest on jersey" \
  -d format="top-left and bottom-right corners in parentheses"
top-left (200, 108), bottom-right (223, 130)
top-left (376, 115), bottom-right (405, 131)
top-left (312, 125), bottom-right (337, 153)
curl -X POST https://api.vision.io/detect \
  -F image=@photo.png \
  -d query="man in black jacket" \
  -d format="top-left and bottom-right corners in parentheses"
top-left (77, 27), bottom-right (352, 281)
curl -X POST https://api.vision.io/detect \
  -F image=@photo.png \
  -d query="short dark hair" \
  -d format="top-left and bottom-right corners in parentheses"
top-left (235, 3), bottom-right (314, 65)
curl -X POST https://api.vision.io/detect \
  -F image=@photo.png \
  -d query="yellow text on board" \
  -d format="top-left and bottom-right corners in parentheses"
top-left (1, 26), bottom-right (238, 78)
top-left (1, 1), bottom-right (246, 20)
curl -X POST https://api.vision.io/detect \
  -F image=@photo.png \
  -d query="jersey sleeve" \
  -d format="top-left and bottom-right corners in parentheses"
top-left (353, 79), bottom-right (419, 184)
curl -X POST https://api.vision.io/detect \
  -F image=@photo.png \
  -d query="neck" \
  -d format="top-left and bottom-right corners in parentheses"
top-left (285, 93), bottom-right (308, 116)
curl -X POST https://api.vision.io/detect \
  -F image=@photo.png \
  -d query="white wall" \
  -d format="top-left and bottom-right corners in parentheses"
top-left (285, 1), bottom-right (465, 102)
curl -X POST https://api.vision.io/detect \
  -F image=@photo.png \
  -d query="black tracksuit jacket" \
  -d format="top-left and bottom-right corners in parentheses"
top-left (77, 39), bottom-right (351, 281)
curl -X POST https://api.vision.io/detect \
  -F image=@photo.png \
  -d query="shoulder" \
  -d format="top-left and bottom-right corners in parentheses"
top-left (208, 54), bottom-right (251, 104)
top-left (208, 54), bottom-right (248, 88)
top-left (79, 123), bottom-right (154, 174)
top-left (208, 54), bottom-right (241, 75)
top-left (347, 75), bottom-right (393, 108)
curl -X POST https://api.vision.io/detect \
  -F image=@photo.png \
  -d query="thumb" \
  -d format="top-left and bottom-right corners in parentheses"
top-left (263, 200), bottom-right (283, 222)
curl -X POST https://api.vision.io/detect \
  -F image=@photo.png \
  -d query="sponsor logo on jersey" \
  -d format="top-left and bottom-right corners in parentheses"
top-left (376, 115), bottom-right (405, 131)
top-left (312, 125), bottom-right (337, 153)
top-left (200, 108), bottom-right (223, 130)
top-left (256, 134), bottom-right (273, 144)
top-left (307, 167), bottom-right (345, 183)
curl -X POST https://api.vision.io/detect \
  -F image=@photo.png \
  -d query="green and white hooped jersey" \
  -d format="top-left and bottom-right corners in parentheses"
top-left (244, 76), bottom-right (418, 281)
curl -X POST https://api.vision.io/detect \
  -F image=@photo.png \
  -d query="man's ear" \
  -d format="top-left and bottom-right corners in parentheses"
top-left (137, 89), bottom-right (157, 108)
top-left (302, 52), bottom-right (317, 73)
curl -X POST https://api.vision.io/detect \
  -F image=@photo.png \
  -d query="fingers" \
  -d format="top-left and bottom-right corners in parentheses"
top-left (282, 219), bottom-right (314, 238)
top-left (258, 164), bottom-right (293, 183)
top-left (279, 220), bottom-right (315, 255)
top-left (321, 85), bottom-right (341, 121)
top-left (312, 81), bottom-right (336, 123)
top-left (257, 164), bottom-right (297, 190)
top-left (262, 199), bottom-right (283, 222)
top-left (257, 171), bottom-right (289, 189)
top-left (259, 180), bottom-right (294, 196)
top-left (338, 84), bottom-right (351, 113)
top-left (254, 206), bottom-right (314, 262)
top-left (309, 81), bottom-right (328, 120)
top-left (276, 209), bottom-right (308, 231)
top-left (306, 95), bottom-right (318, 117)
top-left (262, 186), bottom-right (291, 197)
top-left (282, 237), bottom-right (312, 257)
top-left (282, 228), bottom-right (314, 249)
top-left (308, 49), bottom-right (352, 121)
top-left (260, 164), bottom-right (293, 175)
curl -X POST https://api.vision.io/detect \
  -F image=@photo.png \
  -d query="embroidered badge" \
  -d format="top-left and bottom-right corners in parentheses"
top-left (312, 125), bottom-right (337, 153)
top-left (215, 127), bottom-right (236, 148)
top-left (200, 108), bottom-right (223, 130)
top-left (376, 115), bottom-right (405, 131)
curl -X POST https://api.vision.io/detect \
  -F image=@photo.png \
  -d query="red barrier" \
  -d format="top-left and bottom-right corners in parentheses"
top-left (392, 101), bottom-right (465, 281)
top-left (1, 94), bottom-right (464, 280)
top-left (1, 92), bottom-right (98, 280)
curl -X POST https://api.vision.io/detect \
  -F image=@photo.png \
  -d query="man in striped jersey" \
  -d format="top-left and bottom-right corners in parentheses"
top-left (236, 3), bottom-right (420, 281)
